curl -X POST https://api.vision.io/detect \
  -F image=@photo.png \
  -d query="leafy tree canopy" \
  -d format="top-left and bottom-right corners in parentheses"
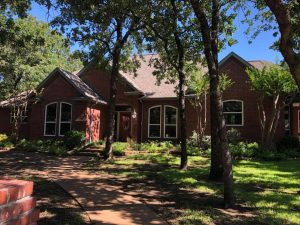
top-left (0, 16), bottom-right (82, 100)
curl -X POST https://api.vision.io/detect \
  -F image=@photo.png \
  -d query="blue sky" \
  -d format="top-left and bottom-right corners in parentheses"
top-left (29, 2), bottom-right (282, 63)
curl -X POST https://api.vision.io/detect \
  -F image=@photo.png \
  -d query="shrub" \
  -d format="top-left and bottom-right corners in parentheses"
top-left (63, 131), bottom-right (86, 150)
top-left (227, 128), bottom-right (242, 144)
top-left (229, 141), bottom-right (259, 159)
top-left (187, 131), bottom-right (211, 150)
top-left (276, 136), bottom-right (299, 151)
top-left (140, 141), bottom-right (174, 153)
top-left (0, 133), bottom-right (13, 148)
top-left (112, 142), bottom-right (129, 156)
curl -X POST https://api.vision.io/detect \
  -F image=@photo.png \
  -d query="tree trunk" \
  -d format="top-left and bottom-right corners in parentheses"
top-left (264, 0), bottom-right (300, 88)
top-left (179, 71), bottom-right (188, 170)
top-left (189, 0), bottom-right (235, 207)
top-left (104, 51), bottom-right (120, 160)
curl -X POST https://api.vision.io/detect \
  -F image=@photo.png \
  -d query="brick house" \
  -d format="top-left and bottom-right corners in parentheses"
top-left (0, 52), bottom-right (292, 143)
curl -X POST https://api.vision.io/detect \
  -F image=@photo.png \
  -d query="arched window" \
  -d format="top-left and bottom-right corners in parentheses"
top-left (44, 102), bottom-right (58, 136)
top-left (223, 100), bottom-right (243, 126)
top-left (59, 102), bottom-right (72, 136)
top-left (164, 106), bottom-right (177, 138)
top-left (148, 106), bottom-right (161, 138)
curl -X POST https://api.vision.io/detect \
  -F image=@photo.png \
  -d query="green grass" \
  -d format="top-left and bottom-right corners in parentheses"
top-left (99, 153), bottom-right (300, 225)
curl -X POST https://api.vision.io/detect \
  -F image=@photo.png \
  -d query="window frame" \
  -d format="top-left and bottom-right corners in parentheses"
top-left (44, 102), bottom-right (58, 137)
top-left (59, 102), bottom-right (72, 137)
top-left (164, 105), bottom-right (178, 139)
top-left (148, 105), bottom-right (161, 138)
top-left (10, 110), bottom-right (28, 124)
top-left (223, 100), bottom-right (244, 126)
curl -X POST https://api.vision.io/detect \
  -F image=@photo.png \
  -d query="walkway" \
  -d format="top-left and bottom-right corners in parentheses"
top-left (0, 151), bottom-right (168, 225)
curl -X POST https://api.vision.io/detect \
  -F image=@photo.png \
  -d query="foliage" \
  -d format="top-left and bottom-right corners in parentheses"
top-left (229, 142), bottom-right (259, 159)
top-left (0, 16), bottom-right (82, 101)
top-left (139, 141), bottom-right (174, 153)
top-left (227, 128), bottom-right (242, 144)
top-left (187, 131), bottom-right (211, 150)
top-left (247, 65), bottom-right (297, 150)
top-left (16, 139), bottom-right (68, 156)
top-left (112, 142), bottom-right (129, 156)
top-left (63, 131), bottom-right (86, 150)
top-left (0, 133), bottom-right (13, 148)
top-left (276, 136), bottom-right (299, 151)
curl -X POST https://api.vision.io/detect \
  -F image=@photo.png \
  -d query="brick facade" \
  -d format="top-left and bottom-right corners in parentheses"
top-left (0, 53), bottom-right (290, 143)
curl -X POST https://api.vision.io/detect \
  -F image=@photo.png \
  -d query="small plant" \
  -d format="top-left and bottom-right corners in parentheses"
top-left (0, 133), bottom-right (13, 148)
top-left (112, 142), bottom-right (129, 156)
top-left (229, 141), bottom-right (259, 159)
top-left (227, 128), bottom-right (242, 144)
top-left (63, 131), bottom-right (86, 150)
top-left (140, 141), bottom-right (174, 153)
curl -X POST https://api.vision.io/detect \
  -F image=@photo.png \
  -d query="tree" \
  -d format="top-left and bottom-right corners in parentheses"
top-left (240, 1), bottom-right (300, 89)
top-left (142, 0), bottom-right (203, 169)
top-left (188, 0), bottom-right (236, 207)
top-left (246, 65), bottom-right (297, 150)
top-left (40, 0), bottom-right (144, 160)
top-left (187, 72), bottom-right (233, 148)
top-left (0, 16), bottom-right (82, 141)
top-left (187, 70), bottom-right (209, 148)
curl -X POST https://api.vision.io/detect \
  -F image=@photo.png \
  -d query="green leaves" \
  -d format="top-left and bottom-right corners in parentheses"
top-left (246, 65), bottom-right (298, 97)
top-left (0, 16), bottom-right (82, 100)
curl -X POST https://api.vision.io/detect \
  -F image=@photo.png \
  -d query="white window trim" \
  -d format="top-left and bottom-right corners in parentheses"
top-left (164, 105), bottom-right (178, 139)
top-left (223, 100), bottom-right (244, 126)
top-left (44, 102), bottom-right (58, 137)
top-left (10, 111), bottom-right (28, 124)
top-left (59, 102), bottom-right (72, 137)
top-left (148, 105), bottom-right (161, 138)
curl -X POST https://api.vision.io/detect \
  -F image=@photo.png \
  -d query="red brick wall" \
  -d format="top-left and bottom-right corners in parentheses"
top-left (0, 179), bottom-right (39, 225)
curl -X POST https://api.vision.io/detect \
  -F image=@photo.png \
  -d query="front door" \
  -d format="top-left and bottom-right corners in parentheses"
top-left (118, 112), bottom-right (131, 142)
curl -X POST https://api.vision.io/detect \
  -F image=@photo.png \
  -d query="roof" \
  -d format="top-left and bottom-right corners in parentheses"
top-left (119, 53), bottom-right (274, 99)
top-left (120, 54), bottom-right (178, 98)
top-left (38, 68), bottom-right (107, 104)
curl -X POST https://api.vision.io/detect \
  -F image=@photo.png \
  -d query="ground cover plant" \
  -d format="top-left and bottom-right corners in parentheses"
top-left (93, 153), bottom-right (300, 225)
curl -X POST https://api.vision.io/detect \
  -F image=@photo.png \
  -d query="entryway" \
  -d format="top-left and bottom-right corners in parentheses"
top-left (115, 105), bottom-right (133, 142)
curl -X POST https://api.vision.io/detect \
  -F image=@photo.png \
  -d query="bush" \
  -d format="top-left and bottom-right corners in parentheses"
top-left (227, 128), bottom-right (242, 144)
top-left (16, 139), bottom-right (68, 156)
top-left (229, 141), bottom-right (259, 159)
top-left (276, 136), bottom-right (299, 151)
top-left (140, 141), bottom-right (174, 153)
top-left (187, 131), bottom-right (211, 150)
top-left (63, 131), bottom-right (86, 150)
top-left (112, 142), bottom-right (129, 156)
top-left (0, 133), bottom-right (13, 148)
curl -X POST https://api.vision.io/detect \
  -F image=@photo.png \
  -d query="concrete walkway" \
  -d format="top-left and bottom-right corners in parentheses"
top-left (1, 151), bottom-right (168, 225)
top-left (46, 157), bottom-right (168, 225)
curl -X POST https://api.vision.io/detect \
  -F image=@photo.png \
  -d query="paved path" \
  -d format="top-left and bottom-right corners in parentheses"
top-left (0, 151), bottom-right (168, 225)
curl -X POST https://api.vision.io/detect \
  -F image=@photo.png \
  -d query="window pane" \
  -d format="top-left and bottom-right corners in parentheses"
top-left (165, 125), bottom-right (176, 138)
top-left (150, 107), bottom-right (160, 124)
top-left (165, 107), bottom-right (177, 124)
top-left (224, 113), bottom-right (242, 125)
top-left (60, 123), bottom-right (71, 136)
top-left (149, 125), bottom-right (160, 137)
top-left (61, 103), bottom-right (72, 122)
top-left (45, 123), bottom-right (56, 135)
top-left (46, 103), bottom-right (57, 121)
top-left (223, 101), bottom-right (242, 112)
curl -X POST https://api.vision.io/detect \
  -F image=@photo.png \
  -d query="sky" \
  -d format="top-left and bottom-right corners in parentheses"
top-left (29, 2), bottom-right (282, 63)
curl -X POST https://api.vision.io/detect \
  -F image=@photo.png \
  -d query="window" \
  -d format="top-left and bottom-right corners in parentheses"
top-left (148, 106), bottom-right (161, 138)
top-left (44, 102), bottom-right (57, 136)
top-left (59, 102), bottom-right (72, 136)
top-left (164, 106), bottom-right (177, 138)
top-left (284, 106), bottom-right (290, 135)
top-left (223, 100), bottom-right (243, 126)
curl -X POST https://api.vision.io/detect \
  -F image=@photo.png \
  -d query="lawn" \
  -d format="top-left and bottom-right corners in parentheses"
top-left (94, 153), bottom-right (300, 225)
